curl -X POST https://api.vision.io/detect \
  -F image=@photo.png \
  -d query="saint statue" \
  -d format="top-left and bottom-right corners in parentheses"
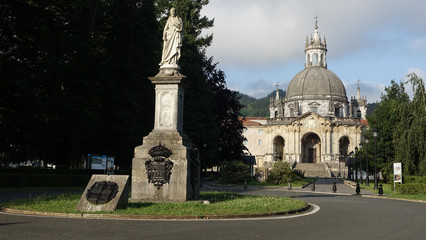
top-left (159, 8), bottom-right (183, 67)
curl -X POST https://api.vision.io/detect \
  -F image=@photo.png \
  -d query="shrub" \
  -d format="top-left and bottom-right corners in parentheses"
top-left (221, 161), bottom-right (251, 184)
top-left (395, 183), bottom-right (426, 194)
top-left (404, 176), bottom-right (426, 184)
top-left (268, 161), bottom-right (298, 185)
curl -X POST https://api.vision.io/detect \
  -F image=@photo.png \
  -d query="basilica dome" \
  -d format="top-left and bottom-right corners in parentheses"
top-left (286, 66), bottom-right (347, 101)
top-left (279, 22), bottom-right (350, 118)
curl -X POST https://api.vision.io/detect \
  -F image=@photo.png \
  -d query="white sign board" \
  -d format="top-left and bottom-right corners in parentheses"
top-left (393, 162), bottom-right (402, 183)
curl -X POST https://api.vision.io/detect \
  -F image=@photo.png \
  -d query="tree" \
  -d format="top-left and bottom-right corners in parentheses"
top-left (365, 75), bottom-right (425, 180)
top-left (203, 56), bottom-right (246, 163)
top-left (267, 160), bottom-right (296, 185)
top-left (393, 74), bottom-right (426, 175)
top-left (0, 0), bottom-right (160, 168)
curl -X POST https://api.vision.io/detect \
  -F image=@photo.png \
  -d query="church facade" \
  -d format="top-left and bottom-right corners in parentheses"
top-left (243, 23), bottom-right (367, 178)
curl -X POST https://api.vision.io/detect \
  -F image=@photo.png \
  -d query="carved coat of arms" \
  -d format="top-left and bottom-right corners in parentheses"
top-left (86, 181), bottom-right (119, 205)
top-left (145, 143), bottom-right (173, 189)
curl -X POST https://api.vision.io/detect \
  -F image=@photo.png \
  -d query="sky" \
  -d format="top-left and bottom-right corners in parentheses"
top-left (200, 0), bottom-right (426, 102)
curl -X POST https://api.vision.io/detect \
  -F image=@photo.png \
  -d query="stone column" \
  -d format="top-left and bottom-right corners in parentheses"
top-left (324, 130), bottom-right (328, 154)
top-left (131, 72), bottom-right (199, 202)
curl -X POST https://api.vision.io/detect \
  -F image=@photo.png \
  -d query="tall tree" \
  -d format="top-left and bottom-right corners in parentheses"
top-left (203, 56), bottom-right (246, 163)
top-left (365, 75), bottom-right (425, 179)
top-left (0, 0), bottom-right (160, 168)
top-left (366, 80), bottom-right (410, 179)
top-left (393, 74), bottom-right (426, 175)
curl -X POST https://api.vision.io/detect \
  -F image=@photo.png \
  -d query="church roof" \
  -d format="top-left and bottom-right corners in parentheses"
top-left (286, 66), bottom-right (347, 101)
top-left (241, 118), bottom-right (264, 126)
top-left (285, 21), bottom-right (347, 103)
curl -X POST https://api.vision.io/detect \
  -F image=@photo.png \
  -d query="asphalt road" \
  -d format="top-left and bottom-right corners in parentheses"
top-left (0, 186), bottom-right (425, 240)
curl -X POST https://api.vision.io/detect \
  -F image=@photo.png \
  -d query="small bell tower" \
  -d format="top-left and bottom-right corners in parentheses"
top-left (305, 16), bottom-right (327, 68)
top-left (269, 84), bottom-right (284, 119)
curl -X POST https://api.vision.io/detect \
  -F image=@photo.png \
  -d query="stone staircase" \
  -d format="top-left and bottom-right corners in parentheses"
top-left (294, 162), bottom-right (331, 178)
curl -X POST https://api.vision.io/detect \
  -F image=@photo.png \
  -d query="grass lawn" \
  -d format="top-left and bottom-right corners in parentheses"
top-left (360, 182), bottom-right (426, 201)
top-left (0, 191), bottom-right (307, 217)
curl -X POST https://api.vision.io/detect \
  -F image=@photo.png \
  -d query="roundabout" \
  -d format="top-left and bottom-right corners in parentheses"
top-left (1, 181), bottom-right (425, 240)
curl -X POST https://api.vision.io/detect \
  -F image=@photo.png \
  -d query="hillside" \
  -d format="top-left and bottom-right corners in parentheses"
top-left (239, 89), bottom-right (285, 117)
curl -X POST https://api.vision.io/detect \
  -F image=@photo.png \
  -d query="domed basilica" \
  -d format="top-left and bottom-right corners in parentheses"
top-left (243, 22), bottom-right (367, 178)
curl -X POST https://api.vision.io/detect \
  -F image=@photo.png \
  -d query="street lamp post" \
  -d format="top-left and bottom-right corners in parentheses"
top-left (338, 152), bottom-right (342, 178)
top-left (348, 151), bottom-right (354, 180)
top-left (373, 131), bottom-right (378, 189)
top-left (359, 143), bottom-right (363, 184)
top-left (355, 146), bottom-right (359, 182)
top-left (365, 138), bottom-right (369, 186)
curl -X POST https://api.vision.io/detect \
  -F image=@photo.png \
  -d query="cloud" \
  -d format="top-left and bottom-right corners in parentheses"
top-left (345, 81), bottom-right (385, 103)
top-left (410, 39), bottom-right (426, 54)
top-left (202, 0), bottom-right (426, 67)
top-left (199, 0), bottom-right (426, 101)
top-left (229, 78), bottom-right (277, 98)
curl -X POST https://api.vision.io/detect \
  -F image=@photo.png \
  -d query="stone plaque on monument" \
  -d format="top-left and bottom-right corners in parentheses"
top-left (76, 174), bottom-right (129, 212)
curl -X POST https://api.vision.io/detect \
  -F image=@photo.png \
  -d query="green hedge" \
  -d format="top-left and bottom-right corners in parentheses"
top-left (395, 183), bottom-right (426, 195)
top-left (403, 176), bottom-right (426, 184)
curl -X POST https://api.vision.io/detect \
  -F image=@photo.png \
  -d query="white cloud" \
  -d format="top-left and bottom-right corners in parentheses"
top-left (202, 0), bottom-right (426, 67)
top-left (199, 0), bottom-right (426, 100)
top-left (410, 38), bottom-right (426, 53)
top-left (229, 78), bottom-right (277, 98)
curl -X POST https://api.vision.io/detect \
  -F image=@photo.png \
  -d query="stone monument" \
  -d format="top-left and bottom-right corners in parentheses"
top-left (131, 8), bottom-right (200, 202)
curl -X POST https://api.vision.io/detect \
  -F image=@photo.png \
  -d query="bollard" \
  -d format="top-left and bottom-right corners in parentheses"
top-left (332, 182), bottom-right (337, 193)
top-left (244, 179), bottom-right (247, 189)
top-left (288, 181), bottom-right (292, 190)
top-left (311, 181), bottom-right (315, 191)
top-left (378, 184), bottom-right (384, 196)
top-left (356, 182), bottom-right (360, 195)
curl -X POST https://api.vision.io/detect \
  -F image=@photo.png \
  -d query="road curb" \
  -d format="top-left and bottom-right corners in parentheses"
top-left (0, 203), bottom-right (312, 220)
top-left (360, 194), bottom-right (426, 203)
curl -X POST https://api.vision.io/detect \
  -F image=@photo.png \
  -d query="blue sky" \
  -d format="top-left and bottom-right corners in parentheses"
top-left (200, 0), bottom-right (426, 102)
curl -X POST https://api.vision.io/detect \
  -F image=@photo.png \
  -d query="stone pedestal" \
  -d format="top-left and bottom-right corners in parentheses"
top-left (131, 72), bottom-right (200, 202)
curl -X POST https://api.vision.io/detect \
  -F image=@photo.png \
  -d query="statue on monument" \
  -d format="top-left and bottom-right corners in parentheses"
top-left (159, 8), bottom-right (183, 69)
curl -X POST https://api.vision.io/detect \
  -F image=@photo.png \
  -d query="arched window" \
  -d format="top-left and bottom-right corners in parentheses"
top-left (335, 107), bottom-right (340, 117)
top-left (312, 53), bottom-right (319, 66)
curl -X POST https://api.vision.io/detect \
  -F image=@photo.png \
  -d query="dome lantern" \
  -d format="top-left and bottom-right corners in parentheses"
top-left (305, 18), bottom-right (327, 68)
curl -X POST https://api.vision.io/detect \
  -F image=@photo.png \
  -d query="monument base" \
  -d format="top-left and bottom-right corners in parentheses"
top-left (131, 130), bottom-right (200, 202)
top-left (157, 64), bottom-right (182, 77)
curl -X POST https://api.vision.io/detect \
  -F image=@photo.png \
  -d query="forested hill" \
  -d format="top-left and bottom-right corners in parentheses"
top-left (239, 89), bottom-right (378, 117)
top-left (239, 89), bottom-right (286, 117)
